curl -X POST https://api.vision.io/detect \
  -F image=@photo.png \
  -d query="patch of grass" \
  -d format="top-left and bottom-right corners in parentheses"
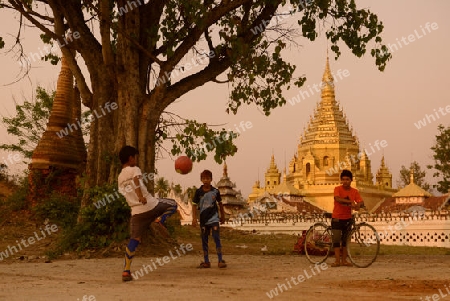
top-left (32, 192), bottom-right (79, 229)
top-left (176, 225), bottom-right (298, 255)
top-left (1, 176), bottom-right (28, 212)
top-left (176, 224), bottom-right (450, 256)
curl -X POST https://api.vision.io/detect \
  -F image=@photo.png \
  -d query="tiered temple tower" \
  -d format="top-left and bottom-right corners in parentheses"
top-left (376, 156), bottom-right (393, 188)
top-left (250, 57), bottom-right (397, 212)
top-left (28, 54), bottom-right (86, 205)
top-left (216, 162), bottom-right (247, 216)
top-left (264, 155), bottom-right (281, 190)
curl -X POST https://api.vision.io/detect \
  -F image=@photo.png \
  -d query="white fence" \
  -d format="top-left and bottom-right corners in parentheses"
top-left (223, 211), bottom-right (450, 248)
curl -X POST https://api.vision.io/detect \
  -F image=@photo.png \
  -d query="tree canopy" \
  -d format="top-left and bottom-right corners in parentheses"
top-left (0, 87), bottom-right (54, 160)
top-left (428, 125), bottom-right (450, 194)
top-left (0, 0), bottom-right (391, 195)
top-left (397, 161), bottom-right (430, 192)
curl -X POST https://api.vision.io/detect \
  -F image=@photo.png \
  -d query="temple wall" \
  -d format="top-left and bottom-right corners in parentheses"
top-left (224, 211), bottom-right (450, 247)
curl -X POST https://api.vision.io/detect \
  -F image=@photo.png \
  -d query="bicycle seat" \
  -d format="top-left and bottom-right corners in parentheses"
top-left (323, 212), bottom-right (332, 219)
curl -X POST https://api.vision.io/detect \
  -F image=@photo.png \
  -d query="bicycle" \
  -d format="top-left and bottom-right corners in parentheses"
top-left (304, 211), bottom-right (380, 268)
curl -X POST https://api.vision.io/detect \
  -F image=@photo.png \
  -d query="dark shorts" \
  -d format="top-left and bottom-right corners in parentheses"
top-left (331, 218), bottom-right (351, 247)
top-left (130, 198), bottom-right (176, 239)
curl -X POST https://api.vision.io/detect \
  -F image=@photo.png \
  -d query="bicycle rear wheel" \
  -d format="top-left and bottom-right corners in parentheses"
top-left (347, 223), bottom-right (380, 268)
top-left (304, 222), bottom-right (332, 264)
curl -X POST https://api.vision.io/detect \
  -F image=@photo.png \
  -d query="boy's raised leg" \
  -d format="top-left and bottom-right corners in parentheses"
top-left (156, 198), bottom-right (178, 227)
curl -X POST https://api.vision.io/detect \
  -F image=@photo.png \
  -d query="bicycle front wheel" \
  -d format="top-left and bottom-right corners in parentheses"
top-left (304, 222), bottom-right (332, 264)
top-left (347, 223), bottom-right (380, 268)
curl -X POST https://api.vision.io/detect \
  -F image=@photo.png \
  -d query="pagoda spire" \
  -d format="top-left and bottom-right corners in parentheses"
top-left (321, 56), bottom-right (335, 100)
top-left (265, 154), bottom-right (281, 189)
top-left (322, 56), bottom-right (334, 84)
top-left (269, 154), bottom-right (277, 170)
top-left (376, 156), bottom-right (393, 188)
top-left (31, 54), bottom-right (84, 170)
top-left (299, 56), bottom-right (357, 146)
top-left (410, 167), bottom-right (415, 184)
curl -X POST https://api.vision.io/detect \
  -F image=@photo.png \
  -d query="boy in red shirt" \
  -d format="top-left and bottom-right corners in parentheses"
top-left (331, 169), bottom-right (364, 267)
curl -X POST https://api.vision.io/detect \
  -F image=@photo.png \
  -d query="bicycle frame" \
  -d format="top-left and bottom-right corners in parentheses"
top-left (304, 213), bottom-right (380, 267)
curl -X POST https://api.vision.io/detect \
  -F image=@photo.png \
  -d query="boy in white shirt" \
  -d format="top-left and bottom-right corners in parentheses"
top-left (118, 145), bottom-right (177, 281)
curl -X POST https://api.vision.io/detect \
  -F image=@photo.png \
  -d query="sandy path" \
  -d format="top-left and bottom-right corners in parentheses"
top-left (0, 254), bottom-right (449, 301)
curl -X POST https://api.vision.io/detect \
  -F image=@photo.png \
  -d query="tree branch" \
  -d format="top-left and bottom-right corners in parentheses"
top-left (8, 0), bottom-right (61, 44)
top-left (162, 50), bottom-right (231, 108)
top-left (163, 0), bottom-right (249, 71)
top-left (160, 1), bottom-right (281, 108)
top-left (48, 0), bottom-right (93, 108)
top-left (99, 0), bottom-right (115, 71)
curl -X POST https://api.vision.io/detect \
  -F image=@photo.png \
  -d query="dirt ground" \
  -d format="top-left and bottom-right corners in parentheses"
top-left (1, 182), bottom-right (449, 301)
top-left (0, 254), bottom-right (449, 301)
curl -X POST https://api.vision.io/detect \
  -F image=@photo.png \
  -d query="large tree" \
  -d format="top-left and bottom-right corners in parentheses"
top-left (429, 125), bottom-right (450, 194)
top-left (397, 161), bottom-right (431, 192)
top-left (1, 0), bottom-right (390, 202)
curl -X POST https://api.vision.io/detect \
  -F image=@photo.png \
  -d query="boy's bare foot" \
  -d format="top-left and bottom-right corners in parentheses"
top-left (341, 261), bottom-right (352, 267)
top-left (330, 262), bottom-right (340, 267)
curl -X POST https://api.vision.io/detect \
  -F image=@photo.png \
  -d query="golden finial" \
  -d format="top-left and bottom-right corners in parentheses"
top-left (270, 154), bottom-right (277, 169)
top-left (322, 55), bottom-right (334, 84)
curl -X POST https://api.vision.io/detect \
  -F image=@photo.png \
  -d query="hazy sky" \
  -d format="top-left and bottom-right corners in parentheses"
top-left (1, 1), bottom-right (449, 198)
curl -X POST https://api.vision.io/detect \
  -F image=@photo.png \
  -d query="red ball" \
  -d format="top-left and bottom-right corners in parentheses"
top-left (175, 155), bottom-right (193, 175)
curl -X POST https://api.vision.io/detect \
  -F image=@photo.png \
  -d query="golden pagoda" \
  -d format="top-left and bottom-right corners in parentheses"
top-left (249, 57), bottom-right (397, 212)
top-left (376, 156), bottom-right (393, 188)
top-left (265, 154), bottom-right (281, 190)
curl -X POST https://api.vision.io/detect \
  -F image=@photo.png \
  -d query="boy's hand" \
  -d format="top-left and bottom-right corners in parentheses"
top-left (139, 196), bottom-right (147, 205)
top-left (352, 203), bottom-right (365, 211)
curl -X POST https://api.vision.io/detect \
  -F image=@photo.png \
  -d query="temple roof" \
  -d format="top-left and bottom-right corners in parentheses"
top-left (392, 170), bottom-right (432, 198)
top-left (373, 195), bottom-right (449, 213)
top-left (216, 162), bottom-right (247, 206)
top-left (269, 172), bottom-right (303, 196)
top-left (299, 57), bottom-right (358, 147)
top-left (392, 182), bottom-right (432, 198)
top-left (216, 162), bottom-right (234, 188)
top-left (281, 197), bottom-right (326, 214)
